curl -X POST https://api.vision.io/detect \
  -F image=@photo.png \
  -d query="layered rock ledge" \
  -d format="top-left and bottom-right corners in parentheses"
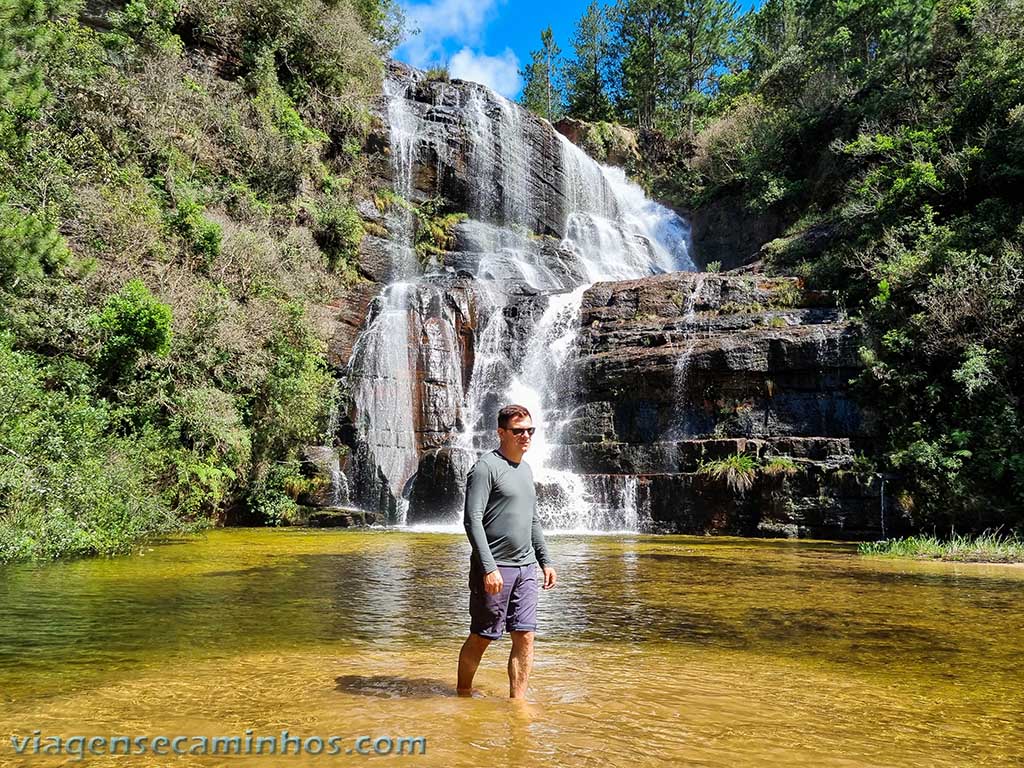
top-left (547, 272), bottom-right (895, 539)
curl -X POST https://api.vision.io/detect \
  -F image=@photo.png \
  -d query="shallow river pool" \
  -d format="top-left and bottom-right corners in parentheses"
top-left (1, 529), bottom-right (1022, 767)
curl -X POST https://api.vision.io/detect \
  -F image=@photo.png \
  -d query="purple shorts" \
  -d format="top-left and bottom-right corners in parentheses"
top-left (468, 560), bottom-right (540, 639)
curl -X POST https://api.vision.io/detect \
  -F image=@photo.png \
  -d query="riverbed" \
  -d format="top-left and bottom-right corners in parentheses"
top-left (1, 529), bottom-right (1022, 766)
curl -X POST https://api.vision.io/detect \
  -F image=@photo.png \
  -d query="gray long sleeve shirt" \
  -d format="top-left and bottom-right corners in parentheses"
top-left (463, 449), bottom-right (550, 574)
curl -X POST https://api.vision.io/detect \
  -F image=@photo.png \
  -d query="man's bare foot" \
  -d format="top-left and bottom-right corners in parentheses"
top-left (456, 687), bottom-right (485, 698)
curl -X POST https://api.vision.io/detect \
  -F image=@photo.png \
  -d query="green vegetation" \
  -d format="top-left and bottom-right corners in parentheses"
top-left (761, 456), bottom-right (798, 477)
top-left (563, 2), bottom-right (615, 122)
top-left (423, 65), bottom-right (450, 82)
top-left (859, 532), bottom-right (1024, 563)
top-left (577, 120), bottom-right (639, 167)
top-left (766, 280), bottom-right (801, 308)
top-left (698, 453), bottom-right (759, 493)
top-left (0, 0), bottom-right (398, 562)
top-left (414, 205), bottom-right (468, 265)
top-left (698, 452), bottom-right (804, 492)
top-left (370, 191), bottom-right (466, 266)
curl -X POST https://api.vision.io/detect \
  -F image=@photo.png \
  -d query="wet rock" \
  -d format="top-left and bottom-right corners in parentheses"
top-left (337, 63), bottom-right (886, 538)
top-left (546, 271), bottom-right (885, 537)
top-left (356, 234), bottom-right (395, 283)
top-left (322, 280), bottom-right (380, 368)
top-left (406, 447), bottom-right (474, 523)
top-left (305, 507), bottom-right (385, 527)
top-left (382, 62), bottom-right (580, 239)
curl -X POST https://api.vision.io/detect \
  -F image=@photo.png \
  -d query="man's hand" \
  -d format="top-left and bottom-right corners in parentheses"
top-left (541, 565), bottom-right (557, 590)
top-left (483, 569), bottom-right (504, 595)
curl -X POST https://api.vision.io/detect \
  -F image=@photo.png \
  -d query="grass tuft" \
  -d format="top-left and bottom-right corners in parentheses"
top-left (858, 531), bottom-right (1024, 563)
top-left (698, 453), bottom-right (758, 494)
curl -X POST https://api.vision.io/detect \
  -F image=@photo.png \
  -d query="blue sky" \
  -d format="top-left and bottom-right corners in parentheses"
top-left (394, 0), bottom-right (761, 99)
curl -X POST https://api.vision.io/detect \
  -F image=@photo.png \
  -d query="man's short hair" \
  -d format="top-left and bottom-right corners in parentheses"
top-left (497, 404), bottom-right (532, 428)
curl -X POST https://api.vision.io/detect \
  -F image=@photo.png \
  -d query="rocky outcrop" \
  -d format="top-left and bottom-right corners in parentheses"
top-left (320, 281), bottom-right (380, 369)
top-left (688, 194), bottom-right (784, 270)
top-left (322, 63), bottom-right (892, 539)
top-left (544, 272), bottom-right (895, 538)
top-left (374, 63), bottom-right (578, 239)
top-left (573, 273), bottom-right (868, 441)
top-left (553, 118), bottom-right (641, 170)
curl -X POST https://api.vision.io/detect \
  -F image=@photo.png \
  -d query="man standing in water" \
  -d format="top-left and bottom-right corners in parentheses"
top-left (458, 404), bottom-right (557, 699)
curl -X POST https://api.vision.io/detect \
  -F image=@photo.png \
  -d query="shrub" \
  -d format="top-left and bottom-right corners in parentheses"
top-left (93, 279), bottom-right (173, 380)
top-left (424, 65), bottom-right (449, 82)
top-left (110, 0), bottom-right (183, 54)
top-left (767, 280), bottom-right (802, 308)
top-left (411, 196), bottom-right (467, 265)
top-left (249, 50), bottom-right (328, 146)
top-left (0, 205), bottom-right (70, 288)
top-left (0, 336), bottom-right (183, 562)
top-left (312, 192), bottom-right (364, 273)
top-left (169, 195), bottom-right (223, 265)
top-left (246, 456), bottom-right (306, 525)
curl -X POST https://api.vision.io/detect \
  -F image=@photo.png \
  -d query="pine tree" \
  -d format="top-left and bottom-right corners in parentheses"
top-left (611, 0), bottom-right (739, 133)
top-left (565, 2), bottom-right (615, 122)
top-left (519, 26), bottom-right (565, 121)
top-left (667, 0), bottom-right (740, 133)
top-left (610, 0), bottom-right (673, 129)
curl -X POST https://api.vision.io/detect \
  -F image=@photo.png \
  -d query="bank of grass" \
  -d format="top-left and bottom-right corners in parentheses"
top-left (858, 532), bottom-right (1024, 564)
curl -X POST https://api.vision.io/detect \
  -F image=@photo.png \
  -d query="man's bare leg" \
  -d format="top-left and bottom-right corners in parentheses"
top-left (457, 633), bottom-right (492, 695)
top-left (508, 630), bottom-right (534, 699)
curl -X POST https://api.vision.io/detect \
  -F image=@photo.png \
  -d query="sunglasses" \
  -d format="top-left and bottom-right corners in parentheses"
top-left (503, 427), bottom-right (536, 436)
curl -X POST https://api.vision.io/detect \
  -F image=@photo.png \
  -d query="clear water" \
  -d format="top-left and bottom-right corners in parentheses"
top-left (2, 530), bottom-right (1022, 767)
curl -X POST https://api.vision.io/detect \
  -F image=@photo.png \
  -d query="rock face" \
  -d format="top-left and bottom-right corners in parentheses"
top-left (377, 63), bottom-right (577, 240)
top-left (688, 195), bottom-right (784, 270)
top-left (546, 272), bottom-right (894, 538)
top-left (553, 117), bottom-right (641, 170)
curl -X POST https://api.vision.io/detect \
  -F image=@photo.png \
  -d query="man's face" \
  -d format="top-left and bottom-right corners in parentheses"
top-left (499, 415), bottom-right (534, 454)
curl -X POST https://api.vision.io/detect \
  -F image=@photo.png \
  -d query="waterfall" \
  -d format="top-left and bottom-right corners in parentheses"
top-left (505, 286), bottom-right (593, 528)
top-left (348, 282), bottom-right (418, 503)
top-left (382, 77), bottom-right (421, 280)
top-left (344, 65), bottom-right (696, 530)
top-left (458, 287), bottom-right (512, 454)
top-left (670, 275), bottom-right (707, 439)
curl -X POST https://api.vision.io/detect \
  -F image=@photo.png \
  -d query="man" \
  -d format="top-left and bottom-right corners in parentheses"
top-left (458, 404), bottom-right (557, 699)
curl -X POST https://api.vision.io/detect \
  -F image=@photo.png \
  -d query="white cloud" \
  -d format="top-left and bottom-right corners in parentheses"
top-left (449, 47), bottom-right (522, 98)
top-left (397, 0), bottom-right (500, 68)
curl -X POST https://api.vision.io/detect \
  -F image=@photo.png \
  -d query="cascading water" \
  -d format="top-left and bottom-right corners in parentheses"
top-left (381, 77), bottom-right (422, 280)
top-left (670, 274), bottom-right (707, 439)
top-left (506, 286), bottom-right (593, 528)
top-left (344, 64), bottom-right (696, 531)
top-left (348, 282), bottom-right (418, 518)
